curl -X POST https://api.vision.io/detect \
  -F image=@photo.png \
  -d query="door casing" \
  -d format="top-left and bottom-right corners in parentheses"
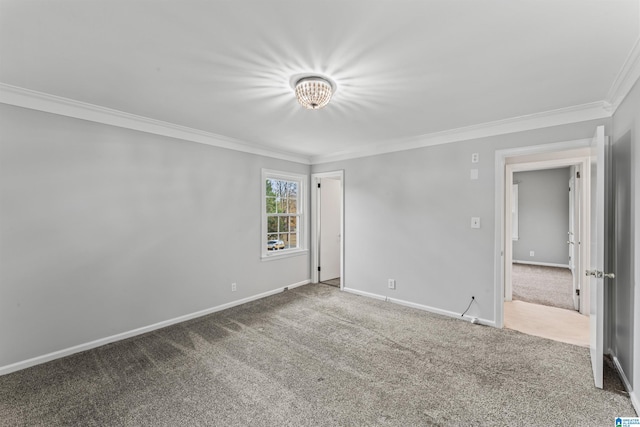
top-left (494, 139), bottom-right (592, 328)
top-left (504, 157), bottom-right (589, 308)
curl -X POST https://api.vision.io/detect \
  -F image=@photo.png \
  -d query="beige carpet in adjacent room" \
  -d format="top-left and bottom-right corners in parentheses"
top-left (504, 300), bottom-right (589, 347)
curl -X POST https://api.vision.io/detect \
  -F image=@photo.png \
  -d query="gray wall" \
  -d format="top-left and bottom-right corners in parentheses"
top-left (3, 91), bottom-right (634, 392)
top-left (610, 77), bottom-right (639, 397)
top-left (512, 168), bottom-right (571, 265)
top-left (0, 104), bottom-right (310, 368)
top-left (312, 119), bottom-right (610, 322)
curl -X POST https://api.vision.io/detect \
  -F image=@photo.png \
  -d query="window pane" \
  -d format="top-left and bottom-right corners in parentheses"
top-left (289, 233), bottom-right (297, 247)
top-left (286, 182), bottom-right (298, 198)
top-left (279, 217), bottom-right (289, 233)
top-left (276, 180), bottom-right (288, 197)
top-left (266, 179), bottom-right (276, 196)
top-left (267, 216), bottom-right (278, 233)
top-left (266, 196), bottom-right (277, 213)
top-left (288, 199), bottom-right (297, 213)
top-left (267, 233), bottom-right (277, 241)
top-left (289, 216), bottom-right (297, 232)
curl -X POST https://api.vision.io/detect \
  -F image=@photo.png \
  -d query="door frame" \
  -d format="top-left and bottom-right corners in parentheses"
top-left (311, 170), bottom-right (344, 288)
top-left (494, 138), bottom-right (592, 328)
top-left (568, 167), bottom-right (580, 311)
top-left (504, 157), bottom-right (589, 304)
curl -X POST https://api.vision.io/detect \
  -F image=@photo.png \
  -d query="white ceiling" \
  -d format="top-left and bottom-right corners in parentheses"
top-left (1, 0), bottom-right (638, 162)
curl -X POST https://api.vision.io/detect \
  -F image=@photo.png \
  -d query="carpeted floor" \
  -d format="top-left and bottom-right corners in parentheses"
top-left (504, 300), bottom-right (589, 347)
top-left (0, 284), bottom-right (634, 426)
top-left (320, 277), bottom-right (340, 288)
top-left (512, 263), bottom-right (575, 310)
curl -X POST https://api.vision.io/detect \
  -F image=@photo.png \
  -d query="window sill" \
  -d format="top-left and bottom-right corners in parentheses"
top-left (261, 248), bottom-right (309, 262)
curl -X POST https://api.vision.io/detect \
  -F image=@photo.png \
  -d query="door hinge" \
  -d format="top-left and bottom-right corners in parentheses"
top-left (575, 289), bottom-right (580, 296)
top-left (576, 171), bottom-right (581, 178)
top-left (317, 266), bottom-right (321, 271)
top-left (317, 183), bottom-right (321, 188)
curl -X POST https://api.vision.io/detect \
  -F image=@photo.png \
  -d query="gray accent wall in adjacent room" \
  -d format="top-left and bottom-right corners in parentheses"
top-left (0, 104), bottom-right (310, 369)
top-left (512, 167), bottom-right (571, 266)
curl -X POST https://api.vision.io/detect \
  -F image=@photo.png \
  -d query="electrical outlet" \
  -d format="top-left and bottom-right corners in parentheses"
top-left (529, 251), bottom-right (535, 257)
top-left (471, 217), bottom-right (481, 228)
top-left (388, 279), bottom-right (396, 290)
top-left (231, 282), bottom-right (237, 292)
top-left (471, 153), bottom-right (479, 163)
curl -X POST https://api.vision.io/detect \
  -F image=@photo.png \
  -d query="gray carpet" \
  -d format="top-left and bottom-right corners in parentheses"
top-left (512, 263), bottom-right (575, 310)
top-left (0, 284), bottom-right (634, 426)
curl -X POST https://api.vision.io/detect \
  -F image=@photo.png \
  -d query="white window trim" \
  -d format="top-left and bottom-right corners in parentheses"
top-left (261, 169), bottom-right (308, 260)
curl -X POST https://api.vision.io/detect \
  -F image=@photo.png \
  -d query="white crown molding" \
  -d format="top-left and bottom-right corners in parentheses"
top-left (0, 83), bottom-right (312, 165)
top-left (311, 101), bottom-right (612, 164)
top-left (0, 82), bottom-right (618, 167)
top-left (606, 36), bottom-right (640, 113)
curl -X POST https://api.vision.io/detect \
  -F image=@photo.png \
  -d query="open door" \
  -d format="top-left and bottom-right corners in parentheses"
top-left (587, 125), bottom-right (613, 389)
top-left (311, 170), bottom-right (344, 287)
top-left (319, 177), bottom-right (341, 283)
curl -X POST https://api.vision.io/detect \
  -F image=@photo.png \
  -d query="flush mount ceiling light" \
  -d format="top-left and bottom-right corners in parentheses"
top-left (294, 76), bottom-right (334, 110)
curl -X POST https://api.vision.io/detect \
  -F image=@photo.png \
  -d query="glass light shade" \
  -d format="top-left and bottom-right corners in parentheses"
top-left (295, 77), bottom-right (333, 110)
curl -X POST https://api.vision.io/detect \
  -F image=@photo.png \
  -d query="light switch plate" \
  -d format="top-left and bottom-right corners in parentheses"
top-left (470, 169), bottom-right (479, 180)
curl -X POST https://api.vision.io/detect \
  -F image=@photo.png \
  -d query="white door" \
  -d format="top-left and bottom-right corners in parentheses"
top-left (588, 125), bottom-right (610, 389)
top-left (319, 178), bottom-right (341, 281)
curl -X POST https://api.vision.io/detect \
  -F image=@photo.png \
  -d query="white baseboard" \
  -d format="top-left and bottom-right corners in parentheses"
top-left (611, 355), bottom-right (640, 416)
top-left (512, 260), bottom-right (570, 269)
top-left (0, 279), bottom-right (310, 376)
top-left (342, 287), bottom-right (496, 327)
top-left (631, 390), bottom-right (640, 417)
top-left (342, 287), bottom-right (387, 301)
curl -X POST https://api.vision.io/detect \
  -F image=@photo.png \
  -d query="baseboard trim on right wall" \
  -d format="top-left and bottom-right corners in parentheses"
top-left (342, 287), bottom-right (495, 327)
top-left (631, 390), bottom-right (640, 417)
top-left (612, 354), bottom-right (640, 416)
top-left (512, 260), bottom-right (570, 269)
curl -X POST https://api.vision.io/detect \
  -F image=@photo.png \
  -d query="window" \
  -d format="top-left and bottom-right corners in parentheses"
top-left (262, 170), bottom-right (306, 258)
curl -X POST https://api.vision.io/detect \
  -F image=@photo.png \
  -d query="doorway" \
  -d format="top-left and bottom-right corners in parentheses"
top-left (503, 154), bottom-right (591, 310)
top-left (506, 160), bottom-right (590, 347)
top-left (510, 166), bottom-right (576, 312)
top-left (495, 127), bottom-right (612, 389)
top-left (495, 141), bottom-right (593, 346)
top-left (311, 171), bottom-right (344, 289)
